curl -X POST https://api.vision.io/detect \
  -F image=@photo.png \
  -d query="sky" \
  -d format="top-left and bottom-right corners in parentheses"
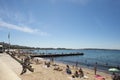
top-left (0, 0), bottom-right (120, 49)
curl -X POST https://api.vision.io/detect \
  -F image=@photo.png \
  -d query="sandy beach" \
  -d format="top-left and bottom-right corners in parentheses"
top-left (20, 60), bottom-right (112, 80)
top-left (0, 53), bottom-right (112, 80)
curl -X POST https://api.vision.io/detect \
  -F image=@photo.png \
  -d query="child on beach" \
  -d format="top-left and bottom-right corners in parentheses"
top-left (74, 71), bottom-right (79, 78)
top-left (66, 65), bottom-right (72, 74)
top-left (71, 75), bottom-right (75, 80)
top-left (78, 68), bottom-right (84, 78)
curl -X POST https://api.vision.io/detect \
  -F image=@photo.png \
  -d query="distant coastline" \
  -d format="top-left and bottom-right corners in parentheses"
top-left (80, 48), bottom-right (120, 51)
top-left (0, 42), bottom-right (120, 51)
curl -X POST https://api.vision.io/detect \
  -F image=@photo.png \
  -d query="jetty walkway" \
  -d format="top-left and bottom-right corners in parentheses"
top-left (30, 52), bottom-right (84, 57)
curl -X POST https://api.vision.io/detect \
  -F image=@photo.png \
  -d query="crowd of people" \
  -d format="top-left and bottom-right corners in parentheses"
top-left (9, 51), bottom-right (120, 80)
top-left (66, 65), bottom-right (84, 79)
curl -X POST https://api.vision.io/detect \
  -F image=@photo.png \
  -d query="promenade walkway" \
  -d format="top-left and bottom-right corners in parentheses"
top-left (0, 53), bottom-right (21, 80)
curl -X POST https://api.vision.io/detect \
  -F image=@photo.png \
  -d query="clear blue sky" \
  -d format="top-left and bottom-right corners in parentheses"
top-left (0, 0), bottom-right (120, 49)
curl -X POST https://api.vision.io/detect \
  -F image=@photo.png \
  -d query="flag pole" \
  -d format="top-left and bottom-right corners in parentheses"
top-left (8, 32), bottom-right (10, 52)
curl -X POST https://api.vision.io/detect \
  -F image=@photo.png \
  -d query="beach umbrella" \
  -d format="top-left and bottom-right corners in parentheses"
top-left (108, 68), bottom-right (120, 72)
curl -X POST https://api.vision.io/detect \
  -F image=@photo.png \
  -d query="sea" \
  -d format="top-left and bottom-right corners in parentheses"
top-left (25, 49), bottom-right (120, 72)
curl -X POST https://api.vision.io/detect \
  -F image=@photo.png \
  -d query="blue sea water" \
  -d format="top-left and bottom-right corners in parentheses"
top-left (28, 49), bottom-right (120, 71)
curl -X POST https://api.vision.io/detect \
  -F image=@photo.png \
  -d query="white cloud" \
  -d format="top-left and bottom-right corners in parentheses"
top-left (0, 20), bottom-right (37, 33)
top-left (0, 20), bottom-right (48, 36)
top-left (0, 6), bottom-right (36, 26)
top-left (0, 7), bottom-right (49, 36)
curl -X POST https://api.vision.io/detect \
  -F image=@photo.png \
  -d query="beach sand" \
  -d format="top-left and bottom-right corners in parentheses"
top-left (20, 57), bottom-right (112, 80)
top-left (0, 53), bottom-right (112, 80)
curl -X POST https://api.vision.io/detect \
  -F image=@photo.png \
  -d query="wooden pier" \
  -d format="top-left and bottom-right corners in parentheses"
top-left (30, 52), bottom-right (84, 57)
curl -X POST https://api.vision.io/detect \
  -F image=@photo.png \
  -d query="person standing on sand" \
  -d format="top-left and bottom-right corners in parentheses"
top-left (75, 61), bottom-right (78, 67)
top-left (112, 72), bottom-right (117, 80)
top-left (94, 62), bottom-right (97, 75)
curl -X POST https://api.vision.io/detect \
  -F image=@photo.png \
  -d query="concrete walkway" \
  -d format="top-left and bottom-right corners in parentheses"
top-left (0, 53), bottom-right (21, 80)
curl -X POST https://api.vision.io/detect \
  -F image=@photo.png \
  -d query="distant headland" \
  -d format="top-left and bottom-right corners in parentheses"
top-left (0, 42), bottom-right (120, 51)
